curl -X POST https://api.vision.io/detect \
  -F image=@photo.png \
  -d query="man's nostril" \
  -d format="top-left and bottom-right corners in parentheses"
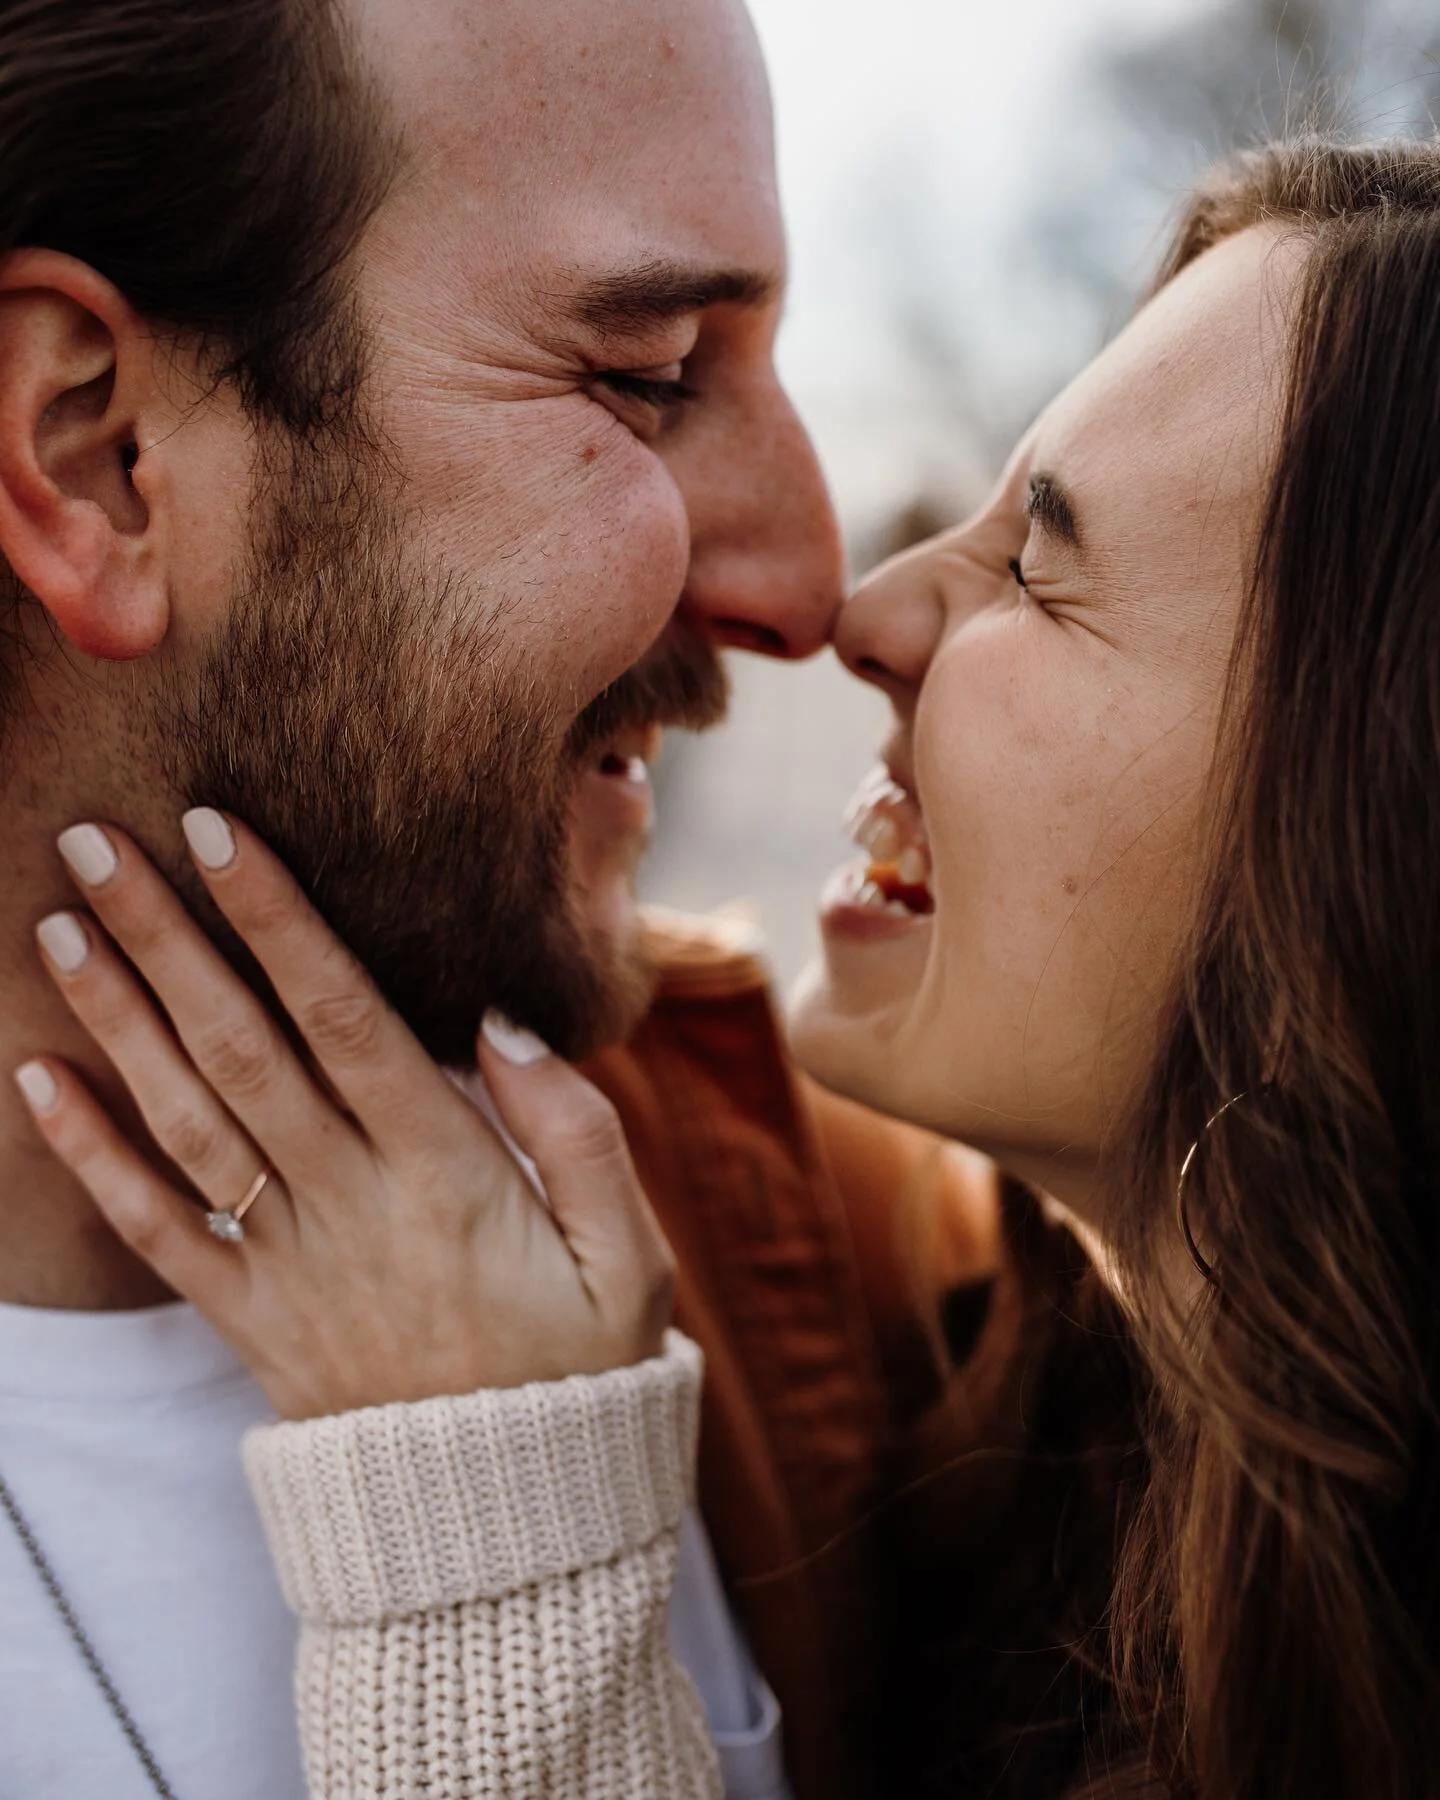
top-left (719, 620), bottom-right (788, 656)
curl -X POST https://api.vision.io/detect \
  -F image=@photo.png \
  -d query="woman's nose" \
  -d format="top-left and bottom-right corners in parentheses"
top-left (834, 544), bottom-right (946, 701)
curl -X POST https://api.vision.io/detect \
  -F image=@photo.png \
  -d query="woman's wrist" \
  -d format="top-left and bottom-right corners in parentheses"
top-left (244, 1330), bottom-right (704, 1625)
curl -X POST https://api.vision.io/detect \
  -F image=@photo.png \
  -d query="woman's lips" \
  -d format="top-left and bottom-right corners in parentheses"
top-left (820, 860), bottom-right (930, 941)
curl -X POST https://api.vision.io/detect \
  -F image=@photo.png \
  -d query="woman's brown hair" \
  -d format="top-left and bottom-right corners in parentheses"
top-left (1103, 138), bottom-right (1440, 1798)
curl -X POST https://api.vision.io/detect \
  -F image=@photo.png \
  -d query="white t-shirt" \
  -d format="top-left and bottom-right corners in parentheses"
top-left (0, 1299), bottom-right (790, 1800)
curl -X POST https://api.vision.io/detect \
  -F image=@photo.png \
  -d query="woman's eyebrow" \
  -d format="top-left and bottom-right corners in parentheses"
top-left (1026, 473), bottom-right (1083, 550)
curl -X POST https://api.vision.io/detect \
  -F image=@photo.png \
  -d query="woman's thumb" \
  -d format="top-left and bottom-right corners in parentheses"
top-left (477, 1010), bottom-right (662, 1247)
top-left (477, 1010), bottom-right (674, 1348)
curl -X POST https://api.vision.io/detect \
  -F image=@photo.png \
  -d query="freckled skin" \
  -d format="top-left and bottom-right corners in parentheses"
top-left (792, 228), bottom-right (1304, 1225)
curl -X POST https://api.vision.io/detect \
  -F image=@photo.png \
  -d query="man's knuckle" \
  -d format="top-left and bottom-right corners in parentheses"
top-left (296, 988), bottom-right (385, 1063)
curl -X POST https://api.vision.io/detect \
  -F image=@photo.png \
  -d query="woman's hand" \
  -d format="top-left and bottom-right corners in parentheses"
top-left (12, 810), bottom-right (675, 1420)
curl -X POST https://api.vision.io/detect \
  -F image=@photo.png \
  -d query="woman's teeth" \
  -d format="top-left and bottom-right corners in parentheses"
top-left (843, 770), bottom-right (935, 916)
top-left (898, 846), bottom-right (929, 887)
top-left (858, 814), bottom-right (901, 862)
top-left (853, 879), bottom-right (915, 919)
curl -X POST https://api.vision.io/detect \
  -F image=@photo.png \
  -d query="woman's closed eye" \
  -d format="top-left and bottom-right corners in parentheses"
top-left (1009, 556), bottom-right (1029, 592)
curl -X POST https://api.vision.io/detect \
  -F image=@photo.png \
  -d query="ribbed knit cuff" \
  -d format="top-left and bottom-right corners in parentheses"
top-left (243, 1331), bottom-right (703, 1628)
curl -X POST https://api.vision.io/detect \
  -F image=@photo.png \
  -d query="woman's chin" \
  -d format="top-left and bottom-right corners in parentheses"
top-left (784, 914), bottom-right (932, 1117)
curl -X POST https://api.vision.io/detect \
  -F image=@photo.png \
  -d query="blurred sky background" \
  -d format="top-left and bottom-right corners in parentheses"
top-left (641, 0), bottom-right (1440, 984)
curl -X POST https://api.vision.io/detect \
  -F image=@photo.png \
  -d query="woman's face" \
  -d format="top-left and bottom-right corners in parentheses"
top-left (790, 225), bottom-right (1299, 1214)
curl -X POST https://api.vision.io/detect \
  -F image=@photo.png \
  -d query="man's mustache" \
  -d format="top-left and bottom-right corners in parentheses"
top-left (566, 620), bottom-right (730, 762)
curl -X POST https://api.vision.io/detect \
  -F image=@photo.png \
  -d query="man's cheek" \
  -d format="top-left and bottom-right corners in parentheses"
top-left (575, 431), bottom-right (690, 606)
top-left (412, 393), bottom-right (690, 700)
top-left (534, 451), bottom-right (690, 687)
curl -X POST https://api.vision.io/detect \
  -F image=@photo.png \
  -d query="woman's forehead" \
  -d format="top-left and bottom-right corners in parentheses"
top-left (1024, 225), bottom-right (1302, 553)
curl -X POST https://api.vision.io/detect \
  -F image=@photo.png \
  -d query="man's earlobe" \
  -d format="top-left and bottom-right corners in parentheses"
top-left (0, 250), bottom-right (168, 661)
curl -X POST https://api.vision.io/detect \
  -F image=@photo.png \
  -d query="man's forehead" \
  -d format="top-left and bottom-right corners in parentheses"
top-left (348, 0), bottom-right (781, 318)
top-left (350, 0), bottom-right (772, 180)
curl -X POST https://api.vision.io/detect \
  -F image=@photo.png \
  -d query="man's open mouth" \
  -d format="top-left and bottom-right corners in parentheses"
top-left (593, 724), bottom-right (664, 786)
top-left (565, 619), bottom-right (730, 776)
top-left (841, 767), bottom-right (936, 917)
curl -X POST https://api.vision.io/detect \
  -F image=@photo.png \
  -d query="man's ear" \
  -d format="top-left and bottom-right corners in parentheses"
top-left (0, 249), bottom-right (169, 660)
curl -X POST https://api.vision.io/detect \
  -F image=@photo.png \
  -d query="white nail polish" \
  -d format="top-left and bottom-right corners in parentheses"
top-left (36, 912), bottom-right (89, 975)
top-left (56, 824), bottom-right (118, 888)
top-left (481, 1009), bottom-right (551, 1067)
top-left (182, 808), bottom-right (236, 871)
top-left (14, 1062), bottom-right (59, 1116)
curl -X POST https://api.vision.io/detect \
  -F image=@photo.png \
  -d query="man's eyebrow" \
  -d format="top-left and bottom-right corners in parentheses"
top-left (1025, 473), bottom-right (1083, 551)
top-left (567, 261), bottom-right (779, 336)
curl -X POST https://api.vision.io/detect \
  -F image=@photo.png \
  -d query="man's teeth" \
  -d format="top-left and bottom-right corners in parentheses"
top-left (598, 750), bottom-right (651, 781)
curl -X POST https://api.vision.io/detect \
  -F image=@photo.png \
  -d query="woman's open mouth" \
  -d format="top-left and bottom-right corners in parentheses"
top-left (821, 766), bottom-right (936, 940)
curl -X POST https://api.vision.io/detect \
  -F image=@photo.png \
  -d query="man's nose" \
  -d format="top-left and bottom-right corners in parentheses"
top-left (679, 390), bottom-right (845, 661)
top-left (833, 541), bottom-right (946, 703)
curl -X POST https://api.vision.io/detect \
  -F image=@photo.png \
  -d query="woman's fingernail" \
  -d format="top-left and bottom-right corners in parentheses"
top-left (57, 824), bottom-right (118, 888)
top-left (36, 912), bottom-right (89, 975)
top-left (182, 808), bottom-right (236, 871)
top-left (482, 1010), bottom-right (551, 1067)
top-left (14, 1062), bottom-right (59, 1117)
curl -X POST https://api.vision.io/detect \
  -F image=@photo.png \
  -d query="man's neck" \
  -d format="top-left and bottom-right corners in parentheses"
top-left (0, 1123), bottom-right (171, 1310)
top-left (0, 864), bottom-right (173, 1311)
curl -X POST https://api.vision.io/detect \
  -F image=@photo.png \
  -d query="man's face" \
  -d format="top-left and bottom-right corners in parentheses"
top-left (170, 0), bottom-right (843, 1061)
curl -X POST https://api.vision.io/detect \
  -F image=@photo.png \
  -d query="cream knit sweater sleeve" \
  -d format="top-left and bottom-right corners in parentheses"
top-left (242, 1331), bottom-right (721, 1800)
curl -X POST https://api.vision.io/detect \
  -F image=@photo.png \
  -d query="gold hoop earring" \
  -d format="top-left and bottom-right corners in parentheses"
top-left (1175, 1091), bottom-right (1253, 1288)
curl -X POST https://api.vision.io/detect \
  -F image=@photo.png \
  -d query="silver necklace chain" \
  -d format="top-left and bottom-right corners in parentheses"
top-left (0, 1463), bottom-right (178, 1799)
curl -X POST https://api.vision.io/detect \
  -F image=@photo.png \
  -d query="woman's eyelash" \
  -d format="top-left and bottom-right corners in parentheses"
top-left (1009, 557), bottom-right (1029, 591)
top-left (598, 371), bottom-right (699, 410)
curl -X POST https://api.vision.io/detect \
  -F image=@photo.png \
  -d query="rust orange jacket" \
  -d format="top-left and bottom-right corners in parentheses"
top-left (582, 913), bottom-right (1010, 1800)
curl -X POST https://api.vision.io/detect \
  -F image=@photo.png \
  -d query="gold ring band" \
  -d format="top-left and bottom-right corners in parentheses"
top-left (207, 1165), bottom-right (273, 1244)
top-left (232, 1166), bottom-right (272, 1223)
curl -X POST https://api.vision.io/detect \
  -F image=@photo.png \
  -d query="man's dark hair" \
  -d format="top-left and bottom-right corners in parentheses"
top-left (0, 0), bottom-right (391, 436)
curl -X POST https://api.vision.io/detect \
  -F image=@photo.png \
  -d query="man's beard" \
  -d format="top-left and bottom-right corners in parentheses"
top-left (158, 435), bottom-right (728, 1065)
